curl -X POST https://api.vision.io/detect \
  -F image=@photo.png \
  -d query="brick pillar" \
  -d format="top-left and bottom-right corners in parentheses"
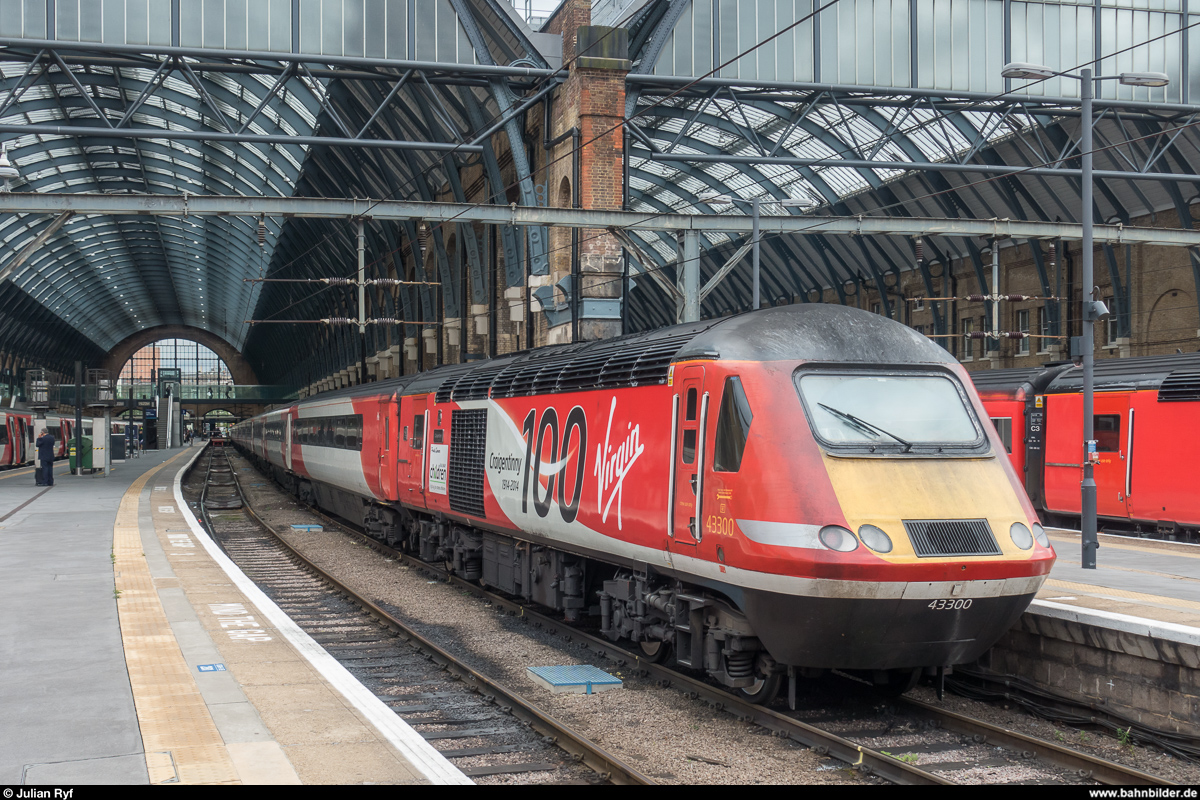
top-left (544, 2), bottom-right (629, 342)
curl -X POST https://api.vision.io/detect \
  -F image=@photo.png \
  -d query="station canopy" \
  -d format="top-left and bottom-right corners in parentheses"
top-left (0, 0), bottom-right (1197, 387)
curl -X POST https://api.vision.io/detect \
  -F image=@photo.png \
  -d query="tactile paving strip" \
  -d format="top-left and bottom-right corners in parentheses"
top-left (114, 452), bottom-right (241, 785)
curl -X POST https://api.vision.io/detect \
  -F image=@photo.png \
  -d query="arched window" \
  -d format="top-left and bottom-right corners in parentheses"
top-left (118, 339), bottom-right (234, 387)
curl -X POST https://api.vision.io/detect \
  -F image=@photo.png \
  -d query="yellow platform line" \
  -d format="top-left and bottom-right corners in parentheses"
top-left (1042, 578), bottom-right (1200, 613)
top-left (114, 451), bottom-right (241, 785)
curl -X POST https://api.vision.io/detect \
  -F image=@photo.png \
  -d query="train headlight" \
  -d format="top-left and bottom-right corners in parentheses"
top-left (1032, 523), bottom-right (1050, 548)
top-left (819, 525), bottom-right (859, 552)
top-left (1009, 522), bottom-right (1033, 550)
top-left (857, 525), bottom-right (893, 554)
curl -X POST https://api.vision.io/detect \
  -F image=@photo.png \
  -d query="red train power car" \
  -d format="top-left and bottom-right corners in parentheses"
top-left (974, 353), bottom-right (1200, 539)
top-left (234, 305), bottom-right (1054, 700)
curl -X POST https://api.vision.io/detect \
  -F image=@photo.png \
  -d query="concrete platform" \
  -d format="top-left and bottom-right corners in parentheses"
top-left (981, 529), bottom-right (1200, 735)
top-left (0, 444), bottom-right (469, 785)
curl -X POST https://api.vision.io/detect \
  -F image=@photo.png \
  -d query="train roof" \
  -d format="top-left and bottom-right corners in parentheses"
top-left (1046, 352), bottom-right (1200, 399)
top-left (287, 305), bottom-right (965, 409)
top-left (963, 351), bottom-right (1200, 401)
top-left (968, 363), bottom-right (1073, 395)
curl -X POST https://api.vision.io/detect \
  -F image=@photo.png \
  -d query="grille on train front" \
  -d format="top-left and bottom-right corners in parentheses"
top-left (902, 519), bottom-right (1002, 557)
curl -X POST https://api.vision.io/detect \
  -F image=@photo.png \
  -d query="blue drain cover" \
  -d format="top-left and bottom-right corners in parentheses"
top-left (527, 665), bottom-right (622, 694)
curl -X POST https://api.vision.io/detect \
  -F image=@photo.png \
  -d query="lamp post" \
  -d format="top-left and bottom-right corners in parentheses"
top-left (1001, 62), bottom-right (1168, 569)
top-left (699, 194), bottom-right (816, 310)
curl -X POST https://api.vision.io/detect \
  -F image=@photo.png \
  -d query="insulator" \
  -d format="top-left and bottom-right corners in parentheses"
top-left (965, 331), bottom-right (989, 339)
top-left (1003, 331), bottom-right (1028, 339)
top-left (1003, 294), bottom-right (1029, 301)
top-left (371, 317), bottom-right (400, 325)
top-left (323, 317), bottom-right (353, 325)
top-left (257, 216), bottom-right (266, 246)
top-left (914, 236), bottom-right (924, 263)
top-left (964, 294), bottom-right (990, 302)
top-left (325, 277), bottom-right (354, 286)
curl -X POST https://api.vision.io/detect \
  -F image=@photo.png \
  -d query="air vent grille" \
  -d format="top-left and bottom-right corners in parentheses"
top-left (448, 409), bottom-right (488, 518)
top-left (903, 519), bottom-right (1001, 557)
top-left (1159, 369), bottom-right (1200, 402)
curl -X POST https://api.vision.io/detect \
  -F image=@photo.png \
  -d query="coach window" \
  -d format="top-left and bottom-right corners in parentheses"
top-left (0, 426), bottom-right (7, 445)
top-left (412, 415), bottom-right (425, 449)
top-left (991, 418), bottom-right (1013, 454)
top-left (335, 419), bottom-right (347, 448)
top-left (1094, 415), bottom-right (1121, 452)
top-left (686, 388), bottom-right (698, 421)
top-left (714, 376), bottom-right (754, 472)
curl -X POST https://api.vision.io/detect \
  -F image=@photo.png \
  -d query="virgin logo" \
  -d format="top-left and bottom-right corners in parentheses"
top-left (594, 397), bottom-right (644, 530)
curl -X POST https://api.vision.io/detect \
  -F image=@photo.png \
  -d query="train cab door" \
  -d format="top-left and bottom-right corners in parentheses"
top-left (377, 396), bottom-right (398, 500)
top-left (284, 413), bottom-right (293, 470)
top-left (671, 366), bottom-right (708, 544)
top-left (1, 415), bottom-right (10, 466)
top-left (1092, 393), bottom-right (1132, 519)
top-left (406, 396), bottom-right (429, 507)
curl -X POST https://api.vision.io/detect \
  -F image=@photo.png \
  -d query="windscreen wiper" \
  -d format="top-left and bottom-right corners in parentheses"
top-left (817, 403), bottom-right (913, 452)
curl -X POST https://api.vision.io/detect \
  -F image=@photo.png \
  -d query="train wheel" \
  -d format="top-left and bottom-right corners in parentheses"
top-left (874, 668), bottom-right (921, 697)
top-left (638, 640), bottom-right (670, 663)
top-left (739, 672), bottom-right (783, 705)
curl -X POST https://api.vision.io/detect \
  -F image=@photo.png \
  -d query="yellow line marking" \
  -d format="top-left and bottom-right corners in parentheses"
top-left (1042, 578), bottom-right (1200, 613)
top-left (0, 465), bottom-right (70, 480)
top-left (114, 450), bottom-right (242, 785)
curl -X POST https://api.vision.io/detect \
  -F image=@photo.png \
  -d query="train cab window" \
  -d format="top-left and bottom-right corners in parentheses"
top-left (1095, 414), bottom-right (1121, 452)
top-left (0, 427), bottom-right (7, 445)
top-left (686, 388), bottom-right (698, 421)
top-left (990, 418), bottom-right (1013, 454)
top-left (682, 429), bottom-right (697, 464)
top-left (412, 415), bottom-right (424, 449)
top-left (714, 376), bottom-right (754, 472)
top-left (797, 371), bottom-right (983, 453)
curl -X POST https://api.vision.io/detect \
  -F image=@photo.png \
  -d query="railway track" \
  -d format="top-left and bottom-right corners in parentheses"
top-left (192, 447), bottom-right (651, 785)
top-left (218, 447), bottom-right (1178, 786)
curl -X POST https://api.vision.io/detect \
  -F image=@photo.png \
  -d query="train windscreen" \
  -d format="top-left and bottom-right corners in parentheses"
top-left (796, 371), bottom-right (984, 453)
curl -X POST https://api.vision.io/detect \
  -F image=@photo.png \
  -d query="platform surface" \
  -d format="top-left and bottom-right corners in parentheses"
top-left (0, 443), bottom-right (465, 785)
top-left (1037, 529), bottom-right (1200, 637)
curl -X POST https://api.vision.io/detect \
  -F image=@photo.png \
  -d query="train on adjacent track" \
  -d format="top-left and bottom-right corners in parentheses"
top-left (232, 305), bottom-right (1055, 701)
top-left (973, 352), bottom-right (1200, 540)
top-left (0, 411), bottom-right (91, 467)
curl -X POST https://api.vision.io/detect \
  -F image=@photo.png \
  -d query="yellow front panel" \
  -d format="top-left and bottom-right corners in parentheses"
top-left (821, 453), bottom-right (1032, 562)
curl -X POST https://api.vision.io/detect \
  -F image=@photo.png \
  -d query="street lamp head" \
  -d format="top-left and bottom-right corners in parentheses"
top-left (1119, 71), bottom-right (1169, 87)
top-left (1001, 61), bottom-right (1057, 81)
top-left (698, 193), bottom-right (734, 204)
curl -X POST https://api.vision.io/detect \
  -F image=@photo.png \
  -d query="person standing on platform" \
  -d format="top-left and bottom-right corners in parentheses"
top-left (36, 428), bottom-right (54, 487)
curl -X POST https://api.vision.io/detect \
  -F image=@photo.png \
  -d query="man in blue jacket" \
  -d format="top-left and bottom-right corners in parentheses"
top-left (36, 428), bottom-right (54, 487)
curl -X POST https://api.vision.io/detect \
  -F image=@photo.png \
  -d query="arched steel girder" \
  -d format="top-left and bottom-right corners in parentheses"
top-left (7, 137), bottom-right (297, 200)
top-left (633, 104), bottom-right (841, 202)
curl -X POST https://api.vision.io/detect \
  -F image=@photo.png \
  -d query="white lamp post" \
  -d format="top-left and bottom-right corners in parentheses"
top-left (1001, 62), bottom-right (1168, 569)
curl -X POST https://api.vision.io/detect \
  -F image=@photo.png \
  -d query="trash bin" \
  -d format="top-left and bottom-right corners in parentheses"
top-left (68, 436), bottom-right (93, 473)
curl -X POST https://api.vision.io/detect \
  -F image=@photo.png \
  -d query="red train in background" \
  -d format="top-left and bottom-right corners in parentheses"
top-left (0, 412), bottom-right (91, 467)
top-left (234, 305), bottom-right (1054, 701)
top-left (972, 353), bottom-right (1200, 540)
